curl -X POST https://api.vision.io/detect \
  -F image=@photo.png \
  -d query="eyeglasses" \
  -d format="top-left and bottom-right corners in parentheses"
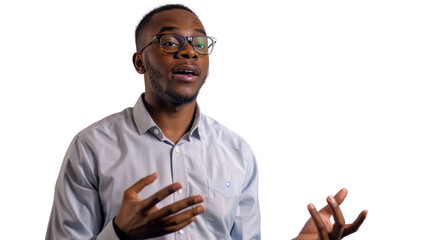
top-left (140, 34), bottom-right (217, 55)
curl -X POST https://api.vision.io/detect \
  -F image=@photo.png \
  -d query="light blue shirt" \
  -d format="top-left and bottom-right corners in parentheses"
top-left (46, 94), bottom-right (260, 240)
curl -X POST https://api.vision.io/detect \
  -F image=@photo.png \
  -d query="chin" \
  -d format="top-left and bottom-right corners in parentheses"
top-left (166, 80), bottom-right (205, 105)
top-left (166, 91), bottom-right (198, 105)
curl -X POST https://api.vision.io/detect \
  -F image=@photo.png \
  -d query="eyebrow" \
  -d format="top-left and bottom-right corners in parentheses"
top-left (158, 26), bottom-right (207, 35)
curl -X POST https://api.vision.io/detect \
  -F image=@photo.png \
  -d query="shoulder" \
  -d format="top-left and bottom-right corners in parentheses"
top-left (75, 107), bottom-right (136, 142)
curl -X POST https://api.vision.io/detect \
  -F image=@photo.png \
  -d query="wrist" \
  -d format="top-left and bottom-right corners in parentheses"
top-left (113, 216), bottom-right (130, 240)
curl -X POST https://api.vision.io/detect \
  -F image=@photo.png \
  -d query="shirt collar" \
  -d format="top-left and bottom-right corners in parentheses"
top-left (132, 93), bottom-right (203, 141)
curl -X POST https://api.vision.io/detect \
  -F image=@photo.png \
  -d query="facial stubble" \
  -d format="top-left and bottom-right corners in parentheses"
top-left (144, 56), bottom-right (207, 105)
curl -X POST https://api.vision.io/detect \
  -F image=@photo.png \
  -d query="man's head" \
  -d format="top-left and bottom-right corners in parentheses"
top-left (133, 4), bottom-right (212, 106)
top-left (135, 4), bottom-right (197, 52)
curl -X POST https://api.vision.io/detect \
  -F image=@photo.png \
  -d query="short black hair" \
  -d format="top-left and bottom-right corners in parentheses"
top-left (135, 4), bottom-right (197, 51)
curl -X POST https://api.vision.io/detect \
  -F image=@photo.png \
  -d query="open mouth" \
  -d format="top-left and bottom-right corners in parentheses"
top-left (175, 69), bottom-right (196, 76)
top-left (172, 65), bottom-right (201, 77)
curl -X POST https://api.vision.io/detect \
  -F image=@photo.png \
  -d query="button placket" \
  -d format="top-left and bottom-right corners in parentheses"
top-left (174, 146), bottom-right (180, 153)
top-left (175, 228), bottom-right (186, 240)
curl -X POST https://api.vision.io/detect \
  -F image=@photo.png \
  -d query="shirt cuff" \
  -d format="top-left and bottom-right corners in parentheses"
top-left (96, 220), bottom-right (120, 240)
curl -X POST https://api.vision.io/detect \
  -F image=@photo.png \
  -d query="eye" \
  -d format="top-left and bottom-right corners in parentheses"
top-left (193, 38), bottom-right (209, 49)
top-left (193, 37), bottom-right (212, 51)
top-left (160, 35), bottom-right (181, 48)
top-left (194, 41), bottom-right (207, 49)
top-left (161, 40), bottom-right (180, 47)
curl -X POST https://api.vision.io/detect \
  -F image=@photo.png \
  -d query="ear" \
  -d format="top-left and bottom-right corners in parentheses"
top-left (132, 52), bottom-right (146, 74)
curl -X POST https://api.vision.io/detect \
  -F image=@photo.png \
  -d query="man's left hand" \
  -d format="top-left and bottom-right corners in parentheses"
top-left (294, 188), bottom-right (368, 240)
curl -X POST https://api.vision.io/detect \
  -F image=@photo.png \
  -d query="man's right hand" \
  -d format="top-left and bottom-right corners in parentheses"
top-left (114, 172), bottom-right (205, 239)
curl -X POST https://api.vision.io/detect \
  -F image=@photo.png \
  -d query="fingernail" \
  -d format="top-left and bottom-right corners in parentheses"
top-left (197, 206), bottom-right (205, 213)
top-left (172, 184), bottom-right (181, 191)
top-left (194, 196), bottom-right (203, 203)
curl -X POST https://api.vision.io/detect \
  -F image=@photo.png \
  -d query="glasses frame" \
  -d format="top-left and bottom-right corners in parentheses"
top-left (139, 34), bottom-right (217, 55)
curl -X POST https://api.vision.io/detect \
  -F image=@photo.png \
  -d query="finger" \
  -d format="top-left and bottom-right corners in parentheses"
top-left (123, 173), bottom-right (159, 201)
top-left (307, 203), bottom-right (329, 240)
top-left (161, 204), bottom-right (205, 227)
top-left (140, 182), bottom-right (183, 211)
top-left (320, 188), bottom-right (348, 215)
top-left (343, 210), bottom-right (368, 237)
top-left (142, 215), bottom-right (198, 238)
top-left (156, 215), bottom-right (198, 236)
top-left (128, 172), bottom-right (159, 193)
top-left (333, 188), bottom-right (348, 205)
top-left (327, 196), bottom-right (345, 240)
top-left (150, 195), bottom-right (205, 221)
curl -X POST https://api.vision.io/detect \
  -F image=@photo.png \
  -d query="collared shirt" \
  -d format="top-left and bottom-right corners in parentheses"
top-left (46, 94), bottom-right (260, 240)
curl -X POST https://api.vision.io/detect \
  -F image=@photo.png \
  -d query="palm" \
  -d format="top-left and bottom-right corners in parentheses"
top-left (299, 209), bottom-right (334, 235)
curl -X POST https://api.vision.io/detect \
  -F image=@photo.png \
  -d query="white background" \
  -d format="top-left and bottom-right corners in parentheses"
top-left (1, 0), bottom-right (428, 239)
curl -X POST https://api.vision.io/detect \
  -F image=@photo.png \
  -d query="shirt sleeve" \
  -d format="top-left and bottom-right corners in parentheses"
top-left (230, 146), bottom-right (261, 240)
top-left (45, 136), bottom-right (119, 240)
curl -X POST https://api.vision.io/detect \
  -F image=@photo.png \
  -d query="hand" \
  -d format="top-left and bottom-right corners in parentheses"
top-left (114, 172), bottom-right (205, 239)
top-left (295, 188), bottom-right (368, 240)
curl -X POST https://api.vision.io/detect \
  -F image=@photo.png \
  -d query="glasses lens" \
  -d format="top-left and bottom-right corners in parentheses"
top-left (159, 35), bottom-right (215, 55)
top-left (192, 36), bottom-right (214, 55)
top-left (159, 35), bottom-right (185, 53)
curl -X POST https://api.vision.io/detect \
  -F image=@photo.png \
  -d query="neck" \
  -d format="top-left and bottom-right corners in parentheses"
top-left (143, 95), bottom-right (196, 144)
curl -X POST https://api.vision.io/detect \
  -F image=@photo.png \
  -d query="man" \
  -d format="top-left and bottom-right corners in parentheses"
top-left (46, 4), bottom-right (367, 240)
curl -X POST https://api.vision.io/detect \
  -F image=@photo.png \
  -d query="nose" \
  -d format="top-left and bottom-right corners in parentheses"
top-left (177, 41), bottom-right (198, 59)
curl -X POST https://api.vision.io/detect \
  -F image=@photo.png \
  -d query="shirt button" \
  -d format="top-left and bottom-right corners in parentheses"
top-left (177, 188), bottom-right (183, 194)
top-left (178, 230), bottom-right (184, 235)
top-left (174, 147), bottom-right (180, 153)
top-left (154, 129), bottom-right (159, 135)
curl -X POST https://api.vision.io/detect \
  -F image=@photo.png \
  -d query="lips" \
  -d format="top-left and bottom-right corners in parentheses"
top-left (172, 64), bottom-right (201, 77)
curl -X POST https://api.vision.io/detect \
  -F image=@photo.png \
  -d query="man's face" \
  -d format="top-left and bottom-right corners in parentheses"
top-left (137, 9), bottom-right (209, 105)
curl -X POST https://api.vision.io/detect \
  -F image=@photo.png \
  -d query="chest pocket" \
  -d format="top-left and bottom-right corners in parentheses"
top-left (207, 178), bottom-right (240, 238)
top-left (210, 179), bottom-right (237, 198)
